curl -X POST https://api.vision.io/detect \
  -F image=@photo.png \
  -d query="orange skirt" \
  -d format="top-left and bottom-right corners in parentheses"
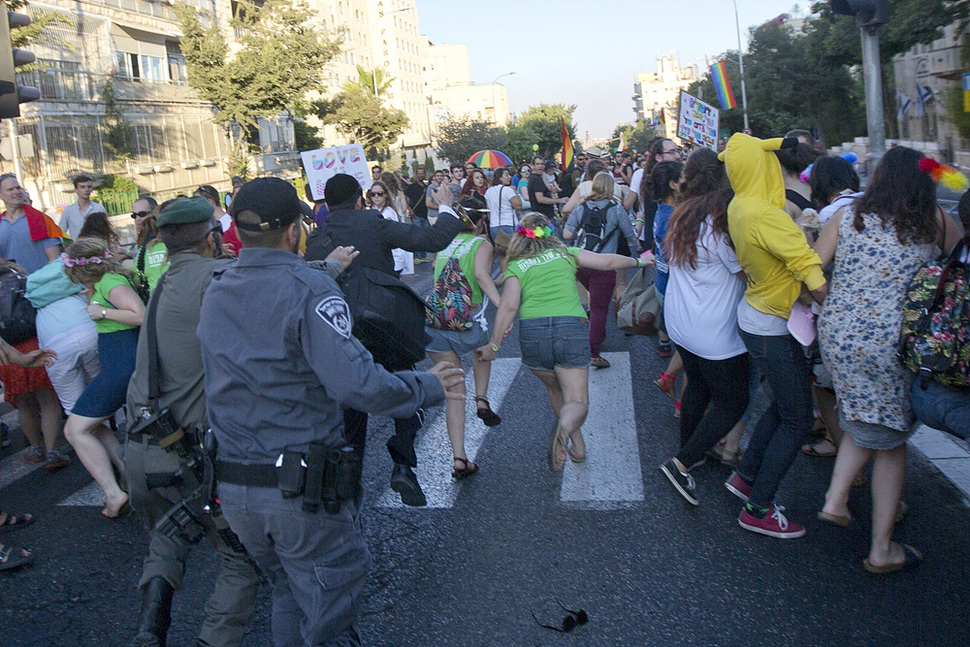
top-left (0, 337), bottom-right (55, 409)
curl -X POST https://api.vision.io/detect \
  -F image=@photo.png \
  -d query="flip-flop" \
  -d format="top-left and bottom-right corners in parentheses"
top-left (0, 512), bottom-right (34, 534)
top-left (801, 438), bottom-right (838, 457)
top-left (863, 544), bottom-right (922, 574)
top-left (548, 421), bottom-right (566, 472)
top-left (818, 511), bottom-right (851, 527)
top-left (0, 544), bottom-right (33, 571)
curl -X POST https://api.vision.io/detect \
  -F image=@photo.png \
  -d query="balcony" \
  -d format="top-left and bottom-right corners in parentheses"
top-left (112, 79), bottom-right (205, 105)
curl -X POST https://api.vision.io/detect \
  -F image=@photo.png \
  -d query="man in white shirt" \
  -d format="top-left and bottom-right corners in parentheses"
top-left (58, 175), bottom-right (105, 239)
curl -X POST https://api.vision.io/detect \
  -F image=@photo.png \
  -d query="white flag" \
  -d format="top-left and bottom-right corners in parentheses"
top-left (897, 90), bottom-right (912, 121)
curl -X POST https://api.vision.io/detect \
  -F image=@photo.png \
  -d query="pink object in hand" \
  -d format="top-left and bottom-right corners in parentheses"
top-left (787, 300), bottom-right (817, 346)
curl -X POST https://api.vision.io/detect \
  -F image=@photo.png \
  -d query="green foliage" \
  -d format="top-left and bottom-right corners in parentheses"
top-left (95, 174), bottom-right (139, 193)
top-left (424, 155), bottom-right (435, 174)
top-left (610, 120), bottom-right (657, 154)
top-left (175, 0), bottom-right (340, 161)
top-left (316, 87), bottom-right (409, 155)
top-left (504, 120), bottom-right (539, 167)
top-left (293, 118), bottom-right (323, 152)
top-left (345, 66), bottom-right (393, 97)
top-left (101, 78), bottom-right (133, 167)
top-left (941, 86), bottom-right (970, 140)
top-left (436, 117), bottom-right (508, 165)
top-left (515, 103), bottom-right (577, 158)
top-left (4, 0), bottom-right (72, 72)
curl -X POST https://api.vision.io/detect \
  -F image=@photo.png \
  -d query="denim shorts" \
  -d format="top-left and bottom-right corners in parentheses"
top-left (518, 316), bottom-right (590, 371)
top-left (425, 317), bottom-right (489, 356)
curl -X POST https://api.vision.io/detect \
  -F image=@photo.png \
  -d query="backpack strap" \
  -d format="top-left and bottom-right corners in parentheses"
top-left (145, 275), bottom-right (166, 410)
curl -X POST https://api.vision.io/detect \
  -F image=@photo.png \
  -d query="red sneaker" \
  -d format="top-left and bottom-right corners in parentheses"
top-left (738, 504), bottom-right (806, 539)
top-left (724, 472), bottom-right (752, 502)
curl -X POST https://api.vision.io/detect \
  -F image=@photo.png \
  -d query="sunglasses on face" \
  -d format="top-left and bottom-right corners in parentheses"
top-left (532, 600), bottom-right (589, 633)
top-left (370, 191), bottom-right (386, 197)
top-left (131, 210), bottom-right (153, 219)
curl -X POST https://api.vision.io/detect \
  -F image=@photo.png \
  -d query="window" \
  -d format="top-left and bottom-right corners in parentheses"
top-left (17, 59), bottom-right (94, 101)
top-left (168, 54), bottom-right (186, 84)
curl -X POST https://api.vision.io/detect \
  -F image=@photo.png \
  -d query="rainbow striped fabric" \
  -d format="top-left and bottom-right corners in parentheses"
top-left (561, 117), bottom-right (574, 172)
top-left (710, 61), bottom-right (737, 111)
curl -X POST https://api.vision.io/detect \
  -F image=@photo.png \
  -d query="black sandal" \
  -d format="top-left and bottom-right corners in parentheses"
top-left (0, 512), bottom-right (34, 534)
top-left (452, 457), bottom-right (479, 480)
top-left (0, 544), bottom-right (33, 571)
top-left (475, 397), bottom-right (501, 427)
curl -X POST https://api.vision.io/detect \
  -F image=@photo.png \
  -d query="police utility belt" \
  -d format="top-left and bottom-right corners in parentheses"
top-left (215, 443), bottom-right (361, 514)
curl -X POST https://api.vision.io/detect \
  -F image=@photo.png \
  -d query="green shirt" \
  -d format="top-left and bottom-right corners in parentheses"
top-left (506, 247), bottom-right (585, 320)
top-left (90, 272), bottom-right (139, 334)
top-left (432, 232), bottom-right (486, 307)
top-left (143, 240), bottom-right (169, 291)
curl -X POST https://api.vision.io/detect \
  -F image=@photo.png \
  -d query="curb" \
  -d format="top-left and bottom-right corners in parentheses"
top-left (909, 424), bottom-right (970, 506)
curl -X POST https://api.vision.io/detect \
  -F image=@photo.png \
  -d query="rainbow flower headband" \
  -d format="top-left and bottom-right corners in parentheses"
top-left (516, 224), bottom-right (554, 239)
top-left (60, 251), bottom-right (110, 268)
top-left (919, 157), bottom-right (969, 192)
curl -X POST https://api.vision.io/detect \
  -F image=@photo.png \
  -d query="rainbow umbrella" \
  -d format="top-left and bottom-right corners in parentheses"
top-left (467, 149), bottom-right (514, 168)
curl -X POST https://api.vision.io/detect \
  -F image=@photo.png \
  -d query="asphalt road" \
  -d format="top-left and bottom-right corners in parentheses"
top-left (1, 261), bottom-right (968, 647)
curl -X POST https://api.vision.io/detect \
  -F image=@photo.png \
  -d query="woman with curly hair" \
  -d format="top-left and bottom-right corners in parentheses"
top-left (657, 148), bottom-right (748, 505)
top-left (816, 147), bottom-right (963, 572)
top-left (460, 168), bottom-right (490, 200)
top-left (63, 237), bottom-right (145, 518)
top-left (475, 212), bottom-right (652, 471)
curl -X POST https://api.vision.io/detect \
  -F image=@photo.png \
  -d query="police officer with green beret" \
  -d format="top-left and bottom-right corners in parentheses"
top-left (198, 178), bottom-right (463, 645)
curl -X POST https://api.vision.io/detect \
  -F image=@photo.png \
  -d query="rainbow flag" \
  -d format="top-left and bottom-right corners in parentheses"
top-left (561, 117), bottom-right (574, 172)
top-left (710, 60), bottom-right (737, 110)
top-left (655, 109), bottom-right (665, 126)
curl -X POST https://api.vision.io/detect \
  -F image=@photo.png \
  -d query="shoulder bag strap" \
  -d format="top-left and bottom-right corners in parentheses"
top-left (146, 275), bottom-right (166, 409)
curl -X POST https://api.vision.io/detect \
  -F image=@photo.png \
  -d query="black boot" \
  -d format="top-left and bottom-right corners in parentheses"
top-left (390, 463), bottom-right (427, 507)
top-left (132, 577), bottom-right (174, 647)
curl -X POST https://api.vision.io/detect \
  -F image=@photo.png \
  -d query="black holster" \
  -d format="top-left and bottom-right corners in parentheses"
top-left (277, 443), bottom-right (361, 514)
top-left (129, 408), bottom-right (196, 458)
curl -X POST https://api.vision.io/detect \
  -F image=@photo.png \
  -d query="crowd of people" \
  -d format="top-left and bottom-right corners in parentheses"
top-left (0, 127), bottom-right (967, 644)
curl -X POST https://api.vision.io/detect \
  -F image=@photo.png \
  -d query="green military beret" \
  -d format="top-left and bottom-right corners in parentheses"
top-left (156, 196), bottom-right (214, 227)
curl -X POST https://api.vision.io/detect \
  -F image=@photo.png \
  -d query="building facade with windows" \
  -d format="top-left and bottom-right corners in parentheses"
top-left (632, 55), bottom-right (697, 142)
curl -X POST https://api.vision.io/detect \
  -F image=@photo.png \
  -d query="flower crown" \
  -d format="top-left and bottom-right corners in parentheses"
top-left (516, 224), bottom-right (554, 239)
top-left (60, 251), bottom-right (110, 268)
top-left (919, 157), bottom-right (969, 192)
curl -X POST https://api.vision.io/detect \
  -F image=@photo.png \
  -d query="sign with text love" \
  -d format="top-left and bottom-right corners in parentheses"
top-left (676, 90), bottom-right (720, 151)
top-left (300, 144), bottom-right (372, 201)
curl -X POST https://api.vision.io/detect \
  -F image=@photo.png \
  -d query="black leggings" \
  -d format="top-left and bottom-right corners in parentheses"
top-left (674, 345), bottom-right (750, 469)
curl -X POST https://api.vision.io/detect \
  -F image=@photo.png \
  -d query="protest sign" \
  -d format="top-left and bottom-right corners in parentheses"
top-left (300, 144), bottom-right (372, 200)
top-left (677, 91), bottom-right (720, 151)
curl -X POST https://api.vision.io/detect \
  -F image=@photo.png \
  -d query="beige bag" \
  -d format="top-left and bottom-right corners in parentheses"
top-left (616, 266), bottom-right (660, 336)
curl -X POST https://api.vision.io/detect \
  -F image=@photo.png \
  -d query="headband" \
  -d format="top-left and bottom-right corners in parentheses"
top-left (516, 224), bottom-right (554, 239)
top-left (919, 157), bottom-right (969, 192)
top-left (60, 251), bottom-right (109, 268)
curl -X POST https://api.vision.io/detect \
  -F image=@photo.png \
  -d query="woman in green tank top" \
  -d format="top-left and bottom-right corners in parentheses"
top-left (425, 199), bottom-right (502, 479)
top-left (476, 212), bottom-right (653, 471)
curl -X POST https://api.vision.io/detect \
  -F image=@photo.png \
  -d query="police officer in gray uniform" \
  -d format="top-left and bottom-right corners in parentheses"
top-left (198, 178), bottom-right (463, 645)
top-left (124, 197), bottom-right (257, 647)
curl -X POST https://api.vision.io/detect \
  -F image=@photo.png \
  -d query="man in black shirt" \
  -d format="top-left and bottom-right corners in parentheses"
top-left (527, 156), bottom-right (567, 220)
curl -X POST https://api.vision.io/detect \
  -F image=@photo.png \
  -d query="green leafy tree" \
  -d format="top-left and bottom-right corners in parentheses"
top-left (3, 0), bottom-right (71, 72)
top-left (610, 120), bottom-right (657, 154)
top-left (505, 120), bottom-right (540, 167)
top-left (345, 65), bottom-right (393, 97)
top-left (101, 78), bottom-right (133, 167)
top-left (316, 87), bottom-right (408, 159)
top-left (175, 0), bottom-right (341, 166)
top-left (293, 118), bottom-right (323, 152)
top-left (515, 103), bottom-right (577, 158)
top-left (436, 116), bottom-right (508, 165)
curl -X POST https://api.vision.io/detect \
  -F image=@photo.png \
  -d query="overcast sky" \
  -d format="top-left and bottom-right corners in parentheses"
top-left (415, 0), bottom-right (809, 139)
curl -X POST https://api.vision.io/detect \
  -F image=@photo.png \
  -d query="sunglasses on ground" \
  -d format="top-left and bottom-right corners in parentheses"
top-left (131, 210), bottom-right (153, 219)
top-left (532, 599), bottom-right (588, 633)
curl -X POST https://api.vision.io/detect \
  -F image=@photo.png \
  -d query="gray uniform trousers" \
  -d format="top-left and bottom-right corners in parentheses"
top-left (125, 438), bottom-right (261, 647)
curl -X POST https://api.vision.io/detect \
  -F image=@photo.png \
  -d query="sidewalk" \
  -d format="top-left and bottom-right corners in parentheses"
top-left (910, 425), bottom-right (970, 505)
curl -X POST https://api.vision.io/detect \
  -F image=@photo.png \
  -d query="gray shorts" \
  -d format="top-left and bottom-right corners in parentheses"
top-left (518, 316), bottom-right (590, 371)
top-left (425, 318), bottom-right (489, 356)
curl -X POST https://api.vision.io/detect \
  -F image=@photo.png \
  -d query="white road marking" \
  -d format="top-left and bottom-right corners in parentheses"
top-left (58, 481), bottom-right (104, 506)
top-left (377, 357), bottom-right (520, 509)
top-left (560, 352), bottom-right (644, 509)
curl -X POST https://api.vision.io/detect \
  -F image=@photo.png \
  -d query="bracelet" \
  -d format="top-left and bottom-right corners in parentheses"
top-left (636, 218), bottom-right (645, 223)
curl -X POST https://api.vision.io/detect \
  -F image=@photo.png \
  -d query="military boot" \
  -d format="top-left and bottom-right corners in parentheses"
top-left (131, 577), bottom-right (174, 647)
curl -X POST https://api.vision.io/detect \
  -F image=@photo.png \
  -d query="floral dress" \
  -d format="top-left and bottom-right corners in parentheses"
top-left (818, 208), bottom-right (935, 448)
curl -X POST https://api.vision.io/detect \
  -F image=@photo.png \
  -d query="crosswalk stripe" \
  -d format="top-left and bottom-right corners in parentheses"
top-left (377, 357), bottom-right (520, 509)
top-left (560, 352), bottom-right (645, 508)
top-left (0, 446), bottom-right (46, 489)
top-left (58, 481), bottom-right (103, 506)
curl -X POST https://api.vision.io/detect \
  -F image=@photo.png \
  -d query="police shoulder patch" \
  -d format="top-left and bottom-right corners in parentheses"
top-left (315, 296), bottom-right (352, 339)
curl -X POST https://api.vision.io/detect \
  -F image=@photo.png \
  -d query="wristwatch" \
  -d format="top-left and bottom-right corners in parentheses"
top-left (489, 343), bottom-right (500, 353)
top-left (100, 308), bottom-right (108, 320)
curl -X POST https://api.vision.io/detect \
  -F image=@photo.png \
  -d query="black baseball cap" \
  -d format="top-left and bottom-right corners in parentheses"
top-left (230, 177), bottom-right (301, 232)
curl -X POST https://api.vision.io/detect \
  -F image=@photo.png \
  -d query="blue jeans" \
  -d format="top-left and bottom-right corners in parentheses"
top-left (218, 484), bottom-right (370, 647)
top-left (490, 225), bottom-right (515, 239)
top-left (910, 380), bottom-right (970, 440)
top-left (736, 331), bottom-right (814, 509)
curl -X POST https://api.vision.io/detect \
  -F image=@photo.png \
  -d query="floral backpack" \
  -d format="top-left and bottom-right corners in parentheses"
top-left (898, 240), bottom-right (970, 389)
top-left (426, 237), bottom-right (478, 332)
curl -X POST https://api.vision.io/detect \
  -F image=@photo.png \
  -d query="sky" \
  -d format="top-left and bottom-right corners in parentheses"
top-left (415, 0), bottom-right (808, 140)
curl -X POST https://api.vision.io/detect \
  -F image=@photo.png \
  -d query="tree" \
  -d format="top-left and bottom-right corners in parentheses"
top-left (316, 87), bottom-right (408, 159)
top-left (102, 78), bottom-right (133, 168)
top-left (344, 65), bottom-right (393, 97)
top-left (293, 117), bottom-right (323, 152)
top-left (3, 0), bottom-right (70, 72)
top-left (610, 120), bottom-right (658, 154)
top-left (436, 117), bottom-right (508, 165)
top-left (514, 103), bottom-right (577, 158)
top-left (175, 1), bottom-right (341, 171)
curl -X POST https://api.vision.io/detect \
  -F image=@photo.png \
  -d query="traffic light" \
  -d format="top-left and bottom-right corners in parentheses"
top-left (832, 0), bottom-right (891, 28)
top-left (1, 11), bottom-right (40, 119)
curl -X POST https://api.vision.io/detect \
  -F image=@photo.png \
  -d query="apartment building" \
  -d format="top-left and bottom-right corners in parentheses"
top-left (632, 55), bottom-right (698, 141)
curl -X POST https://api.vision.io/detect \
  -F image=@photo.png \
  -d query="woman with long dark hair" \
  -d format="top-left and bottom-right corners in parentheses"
top-left (657, 148), bottom-right (748, 505)
top-left (817, 146), bottom-right (962, 572)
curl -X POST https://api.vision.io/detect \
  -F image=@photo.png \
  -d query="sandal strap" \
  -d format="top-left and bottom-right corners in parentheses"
top-left (474, 396), bottom-right (490, 405)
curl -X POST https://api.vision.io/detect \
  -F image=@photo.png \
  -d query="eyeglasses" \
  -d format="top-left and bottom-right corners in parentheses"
top-left (370, 191), bottom-right (385, 197)
top-left (662, 147), bottom-right (683, 155)
top-left (131, 210), bottom-right (153, 219)
top-left (532, 600), bottom-right (588, 633)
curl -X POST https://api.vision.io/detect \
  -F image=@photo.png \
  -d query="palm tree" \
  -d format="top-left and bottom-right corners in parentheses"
top-left (345, 65), bottom-right (393, 98)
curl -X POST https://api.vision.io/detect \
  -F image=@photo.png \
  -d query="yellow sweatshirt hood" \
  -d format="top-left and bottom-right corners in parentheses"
top-left (718, 133), bottom-right (788, 210)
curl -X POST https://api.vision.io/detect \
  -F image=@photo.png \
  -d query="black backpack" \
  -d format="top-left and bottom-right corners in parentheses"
top-left (576, 203), bottom-right (616, 252)
top-left (0, 264), bottom-right (37, 345)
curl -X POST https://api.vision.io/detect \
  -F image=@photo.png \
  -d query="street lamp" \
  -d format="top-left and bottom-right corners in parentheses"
top-left (491, 72), bottom-right (515, 124)
top-left (732, 0), bottom-right (750, 132)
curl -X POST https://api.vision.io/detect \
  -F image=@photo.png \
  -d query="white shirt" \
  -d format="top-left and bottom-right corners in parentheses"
top-left (818, 191), bottom-right (862, 224)
top-left (218, 212), bottom-right (232, 232)
top-left (665, 217), bottom-right (748, 359)
top-left (484, 185), bottom-right (518, 227)
top-left (379, 206), bottom-right (414, 276)
top-left (575, 180), bottom-right (624, 203)
top-left (59, 201), bottom-right (105, 239)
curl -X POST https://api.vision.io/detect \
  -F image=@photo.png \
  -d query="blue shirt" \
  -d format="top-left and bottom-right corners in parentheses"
top-left (0, 213), bottom-right (61, 274)
top-left (653, 203), bottom-right (674, 296)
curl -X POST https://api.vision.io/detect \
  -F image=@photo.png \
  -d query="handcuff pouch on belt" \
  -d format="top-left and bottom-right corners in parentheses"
top-left (277, 442), bottom-right (361, 514)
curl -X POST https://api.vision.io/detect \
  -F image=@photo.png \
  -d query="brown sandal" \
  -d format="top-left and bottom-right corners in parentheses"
top-left (452, 457), bottom-right (479, 480)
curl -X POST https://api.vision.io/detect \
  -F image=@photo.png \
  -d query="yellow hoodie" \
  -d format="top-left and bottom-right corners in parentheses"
top-left (719, 134), bottom-right (825, 319)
